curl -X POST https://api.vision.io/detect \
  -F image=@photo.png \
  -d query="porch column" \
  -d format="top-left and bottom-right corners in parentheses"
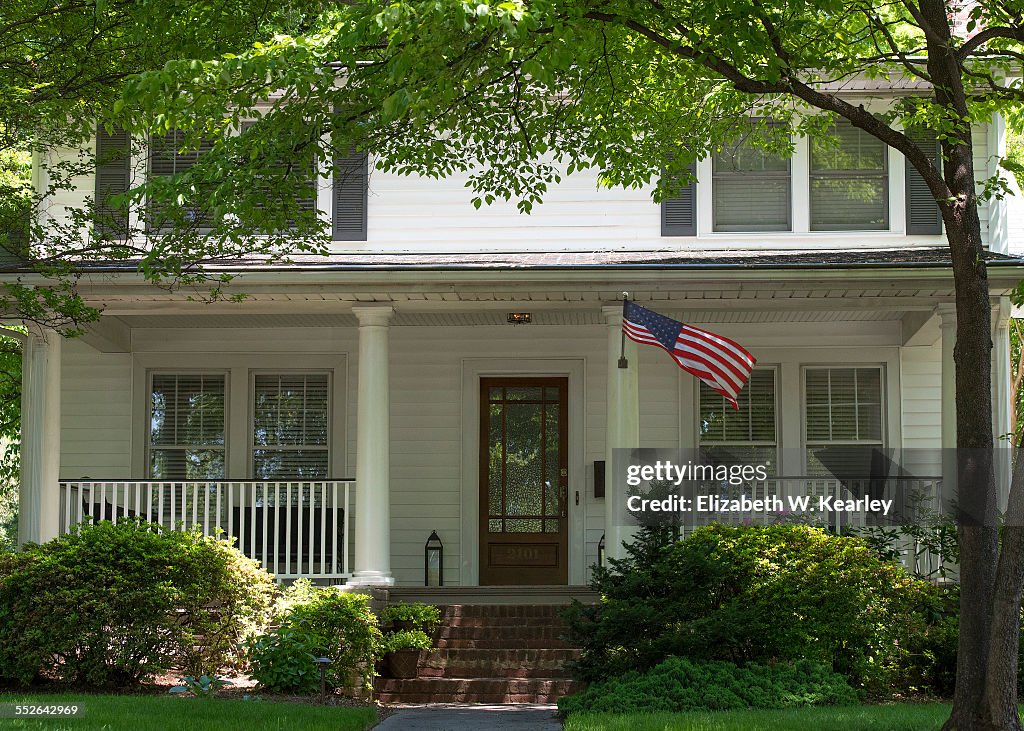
top-left (350, 305), bottom-right (394, 586)
top-left (18, 326), bottom-right (61, 546)
top-left (937, 304), bottom-right (957, 515)
top-left (992, 296), bottom-right (1013, 508)
top-left (602, 304), bottom-right (639, 562)
top-left (937, 304), bottom-right (957, 449)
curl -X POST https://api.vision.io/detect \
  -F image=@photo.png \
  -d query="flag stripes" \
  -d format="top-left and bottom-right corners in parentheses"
top-left (622, 301), bottom-right (756, 409)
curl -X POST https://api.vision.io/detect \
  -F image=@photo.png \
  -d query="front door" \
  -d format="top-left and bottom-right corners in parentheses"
top-left (479, 377), bottom-right (569, 585)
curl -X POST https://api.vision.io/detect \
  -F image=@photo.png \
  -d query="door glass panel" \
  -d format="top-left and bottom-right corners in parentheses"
top-left (489, 404), bottom-right (502, 516)
top-left (506, 386), bottom-right (543, 401)
top-left (484, 381), bottom-right (564, 536)
top-left (544, 404), bottom-right (560, 516)
top-left (505, 403), bottom-right (543, 516)
top-left (507, 519), bottom-right (543, 532)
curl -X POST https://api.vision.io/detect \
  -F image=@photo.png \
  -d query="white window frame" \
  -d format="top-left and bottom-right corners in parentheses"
top-left (801, 365), bottom-right (887, 475)
top-left (808, 122), bottom-right (890, 232)
top-left (249, 369), bottom-right (333, 480)
top-left (132, 353), bottom-right (348, 480)
top-left (711, 128), bottom-right (792, 233)
top-left (145, 370), bottom-right (230, 480)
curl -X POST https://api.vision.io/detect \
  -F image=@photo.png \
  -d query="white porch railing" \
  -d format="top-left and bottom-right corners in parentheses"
top-left (58, 480), bottom-right (355, 580)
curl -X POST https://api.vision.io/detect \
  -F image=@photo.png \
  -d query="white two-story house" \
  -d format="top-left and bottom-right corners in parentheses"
top-left (12, 85), bottom-right (1024, 590)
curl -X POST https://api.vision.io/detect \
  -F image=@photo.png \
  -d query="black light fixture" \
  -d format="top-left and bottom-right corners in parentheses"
top-left (598, 533), bottom-right (606, 568)
top-left (314, 656), bottom-right (332, 704)
top-left (425, 530), bottom-right (443, 586)
top-left (506, 312), bottom-right (532, 325)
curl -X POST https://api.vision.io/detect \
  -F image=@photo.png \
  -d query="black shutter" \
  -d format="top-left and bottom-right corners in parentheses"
top-left (332, 150), bottom-right (368, 241)
top-left (661, 163), bottom-right (697, 236)
top-left (95, 125), bottom-right (130, 238)
top-left (905, 129), bottom-right (942, 235)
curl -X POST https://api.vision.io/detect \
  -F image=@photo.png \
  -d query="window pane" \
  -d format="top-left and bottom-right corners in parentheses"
top-left (252, 373), bottom-right (331, 480)
top-left (699, 369), bottom-right (776, 474)
top-left (253, 449), bottom-right (329, 479)
top-left (713, 132), bottom-right (791, 232)
top-left (150, 448), bottom-right (224, 480)
top-left (149, 373), bottom-right (225, 454)
top-left (810, 122), bottom-right (888, 231)
top-left (804, 367), bottom-right (884, 448)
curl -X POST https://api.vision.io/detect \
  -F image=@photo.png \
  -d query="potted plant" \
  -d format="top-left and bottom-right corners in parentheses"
top-left (382, 629), bottom-right (432, 679)
top-left (381, 602), bottom-right (441, 633)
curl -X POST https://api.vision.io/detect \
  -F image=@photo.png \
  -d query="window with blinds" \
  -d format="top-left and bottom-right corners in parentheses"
top-left (712, 132), bottom-right (791, 232)
top-left (810, 121), bottom-right (889, 231)
top-left (252, 373), bottom-right (330, 479)
top-left (148, 374), bottom-right (226, 480)
top-left (239, 121), bottom-right (318, 231)
top-left (805, 367), bottom-right (884, 475)
top-left (147, 130), bottom-right (216, 231)
top-left (699, 368), bottom-right (777, 473)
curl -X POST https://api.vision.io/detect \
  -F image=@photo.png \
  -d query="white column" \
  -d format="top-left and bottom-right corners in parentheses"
top-left (350, 305), bottom-right (394, 586)
top-left (18, 326), bottom-right (61, 546)
top-left (937, 304), bottom-right (957, 450)
top-left (937, 304), bottom-right (957, 515)
top-left (602, 305), bottom-right (639, 561)
top-left (991, 297), bottom-right (1013, 508)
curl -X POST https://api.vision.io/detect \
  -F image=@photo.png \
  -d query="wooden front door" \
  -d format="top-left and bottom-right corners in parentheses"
top-left (479, 377), bottom-right (569, 585)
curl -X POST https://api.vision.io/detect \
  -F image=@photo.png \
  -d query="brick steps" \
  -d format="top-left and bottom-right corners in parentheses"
top-left (418, 648), bottom-right (580, 678)
top-left (374, 677), bottom-right (582, 704)
top-left (374, 602), bottom-right (584, 704)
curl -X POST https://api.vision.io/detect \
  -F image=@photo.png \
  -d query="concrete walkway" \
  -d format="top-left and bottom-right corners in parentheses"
top-left (374, 704), bottom-right (561, 730)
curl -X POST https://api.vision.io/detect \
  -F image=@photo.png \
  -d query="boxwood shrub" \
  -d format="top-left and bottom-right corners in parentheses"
top-left (0, 519), bottom-right (276, 686)
top-left (563, 525), bottom-right (941, 694)
top-left (557, 657), bottom-right (859, 715)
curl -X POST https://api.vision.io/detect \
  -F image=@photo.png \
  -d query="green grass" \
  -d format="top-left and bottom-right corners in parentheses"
top-left (562, 704), bottom-right (957, 731)
top-left (0, 694), bottom-right (378, 730)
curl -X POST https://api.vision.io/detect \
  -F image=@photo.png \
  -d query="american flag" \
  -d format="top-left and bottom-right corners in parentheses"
top-left (622, 300), bottom-right (756, 410)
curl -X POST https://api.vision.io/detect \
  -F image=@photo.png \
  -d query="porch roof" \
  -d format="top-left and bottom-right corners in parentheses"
top-left (66, 245), bottom-right (1024, 273)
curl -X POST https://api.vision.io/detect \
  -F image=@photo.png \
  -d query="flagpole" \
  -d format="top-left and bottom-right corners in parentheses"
top-left (618, 292), bottom-right (629, 369)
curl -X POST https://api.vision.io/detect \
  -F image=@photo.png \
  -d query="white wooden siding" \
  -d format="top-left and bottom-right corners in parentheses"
top-left (60, 320), bottom-right (946, 586)
top-left (60, 339), bottom-right (132, 479)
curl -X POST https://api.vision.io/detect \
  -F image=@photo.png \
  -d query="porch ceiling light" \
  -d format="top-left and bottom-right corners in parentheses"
top-left (507, 312), bottom-right (532, 325)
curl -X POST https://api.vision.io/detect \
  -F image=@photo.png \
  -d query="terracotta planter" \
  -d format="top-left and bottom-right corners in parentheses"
top-left (385, 649), bottom-right (421, 679)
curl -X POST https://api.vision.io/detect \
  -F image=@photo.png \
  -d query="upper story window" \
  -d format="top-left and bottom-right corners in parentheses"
top-left (147, 130), bottom-right (216, 231)
top-left (148, 373), bottom-right (226, 480)
top-left (810, 121), bottom-right (889, 231)
top-left (712, 130), bottom-right (791, 232)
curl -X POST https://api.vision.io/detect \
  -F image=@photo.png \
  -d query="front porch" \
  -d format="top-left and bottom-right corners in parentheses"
top-left (15, 252), bottom-right (1022, 586)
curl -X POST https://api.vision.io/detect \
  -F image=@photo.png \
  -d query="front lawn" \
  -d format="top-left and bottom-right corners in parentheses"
top-left (0, 694), bottom-right (378, 731)
top-left (563, 704), bottom-right (962, 731)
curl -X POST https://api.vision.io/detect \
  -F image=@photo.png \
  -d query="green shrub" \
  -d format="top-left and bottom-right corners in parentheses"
top-left (557, 657), bottom-right (859, 715)
top-left (381, 602), bottom-right (441, 630)
top-left (0, 519), bottom-right (276, 686)
top-left (382, 629), bottom-right (432, 653)
top-left (248, 580), bottom-right (381, 692)
top-left (246, 625), bottom-right (321, 694)
top-left (563, 525), bottom-right (939, 694)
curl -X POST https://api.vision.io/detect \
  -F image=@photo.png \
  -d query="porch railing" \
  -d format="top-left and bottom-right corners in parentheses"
top-left (58, 480), bottom-right (355, 580)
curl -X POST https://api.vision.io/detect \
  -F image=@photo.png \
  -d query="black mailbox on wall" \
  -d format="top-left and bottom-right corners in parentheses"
top-left (594, 460), bottom-right (605, 499)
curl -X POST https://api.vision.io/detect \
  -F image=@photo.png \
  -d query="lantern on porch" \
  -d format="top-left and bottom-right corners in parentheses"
top-left (598, 533), bottom-right (606, 568)
top-left (425, 530), bottom-right (443, 586)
